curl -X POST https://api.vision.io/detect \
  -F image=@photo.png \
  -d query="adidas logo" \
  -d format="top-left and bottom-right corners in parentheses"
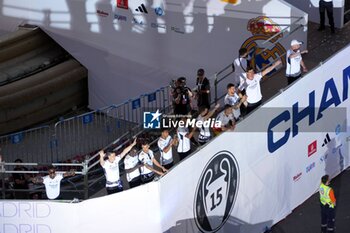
top-left (135, 4), bottom-right (148, 14)
top-left (322, 133), bottom-right (331, 147)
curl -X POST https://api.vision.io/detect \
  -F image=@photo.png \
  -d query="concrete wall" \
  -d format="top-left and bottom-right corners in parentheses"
top-left (0, 0), bottom-right (308, 109)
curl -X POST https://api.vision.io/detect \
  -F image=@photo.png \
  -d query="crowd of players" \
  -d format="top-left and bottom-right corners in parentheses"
top-left (99, 39), bottom-right (310, 195)
top-left (1, 39), bottom-right (308, 199)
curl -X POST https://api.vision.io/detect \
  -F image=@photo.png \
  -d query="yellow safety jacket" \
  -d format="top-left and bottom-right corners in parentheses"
top-left (319, 183), bottom-right (334, 208)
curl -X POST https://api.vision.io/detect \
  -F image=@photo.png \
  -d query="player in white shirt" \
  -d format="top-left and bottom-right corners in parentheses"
top-left (232, 48), bottom-right (250, 89)
top-left (214, 104), bottom-right (235, 135)
top-left (157, 129), bottom-right (177, 170)
top-left (286, 39), bottom-right (308, 85)
top-left (124, 148), bottom-right (143, 188)
top-left (99, 138), bottom-right (137, 195)
top-left (244, 59), bottom-right (282, 114)
top-left (196, 104), bottom-right (220, 145)
top-left (177, 117), bottom-right (196, 161)
top-left (224, 83), bottom-right (247, 120)
top-left (32, 165), bottom-right (75, 200)
top-left (138, 140), bottom-right (167, 184)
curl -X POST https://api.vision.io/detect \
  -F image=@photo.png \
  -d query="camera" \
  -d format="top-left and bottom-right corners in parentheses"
top-left (171, 77), bottom-right (189, 95)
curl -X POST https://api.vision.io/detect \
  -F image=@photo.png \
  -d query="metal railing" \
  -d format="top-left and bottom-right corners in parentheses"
top-left (0, 126), bottom-right (164, 200)
top-left (0, 160), bottom-right (85, 200)
top-left (0, 86), bottom-right (172, 163)
top-left (0, 126), bottom-right (54, 163)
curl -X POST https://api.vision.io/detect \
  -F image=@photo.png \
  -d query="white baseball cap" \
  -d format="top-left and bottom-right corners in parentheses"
top-left (291, 39), bottom-right (303, 46)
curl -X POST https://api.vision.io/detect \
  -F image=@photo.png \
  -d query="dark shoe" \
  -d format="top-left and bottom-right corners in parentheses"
top-left (318, 27), bottom-right (325, 31)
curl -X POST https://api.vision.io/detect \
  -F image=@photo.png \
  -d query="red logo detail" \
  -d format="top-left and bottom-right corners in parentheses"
top-left (117, 0), bottom-right (128, 9)
top-left (308, 140), bottom-right (317, 157)
top-left (96, 10), bottom-right (109, 17)
top-left (293, 172), bottom-right (302, 182)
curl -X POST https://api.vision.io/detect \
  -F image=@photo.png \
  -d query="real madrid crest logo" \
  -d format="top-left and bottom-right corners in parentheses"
top-left (241, 16), bottom-right (286, 73)
top-left (194, 151), bottom-right (239, 232)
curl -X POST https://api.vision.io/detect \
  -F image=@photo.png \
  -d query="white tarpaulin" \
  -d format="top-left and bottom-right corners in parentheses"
top-left (1, 44), bottom-right (350, 233)
top-left (159, 44), bottom-right (350, 232)
top-left (0, 0), bottom-right (308, 109)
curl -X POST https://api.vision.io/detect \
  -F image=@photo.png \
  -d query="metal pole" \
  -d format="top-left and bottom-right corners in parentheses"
top-left (83, 160), bottom-right (89, 199)
top-left (214, 73), bottom-right (218, 104)
top-left (1, 162), bottom-right (5, 199)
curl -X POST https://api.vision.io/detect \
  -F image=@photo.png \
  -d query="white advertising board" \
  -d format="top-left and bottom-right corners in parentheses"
top-left (159, 44), bottom-right (350, 232)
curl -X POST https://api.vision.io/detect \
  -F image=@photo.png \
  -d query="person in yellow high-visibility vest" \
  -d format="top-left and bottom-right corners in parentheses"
top-left (319, 175), bottom-right (336, 233)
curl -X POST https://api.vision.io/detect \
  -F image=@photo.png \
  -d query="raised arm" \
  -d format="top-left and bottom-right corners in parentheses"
top-left (186, 127), bottom-right (197, 139)
top-left (120, 138), bottom-right (137, 158)
top-left (63, 170), bottom-right (76, 178)
top-left (289, 51), bottom-right (300, 59)
top-left (289, 49), bottom-right (308, 59)
top-left (203, 104), bottom-right (220, 121)
top-left (99, 150), bottom-right (105, 167)
top-left (30, 176), bottom-right (43, 184)
top-left (261, 60), bottom-right (282, 77)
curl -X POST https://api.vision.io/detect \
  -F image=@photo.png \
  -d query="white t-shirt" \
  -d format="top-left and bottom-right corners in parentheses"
top-left (138, 149), bottom-right (154, 175)
top-left (233, 57), bottom-right (249, 90)
top-left (124, 154), bottom-right (141, 182)
top-left (177, 126), bottom-right (191, 153)
top-left (286, 49), bottom-right (302, 77)
top-left (216, 111), bottom-right (235, 128)
top-left (224, 93), bottom-right (241, 119)
top-left (43, 173), bottom-right (64, 200)
top-left (197, 115), bottom-right (211, 142)
top-left (157, 135), bottom-right (173, 165)
top-left (102, 157), bottom-right (122, 187)
top-left (244, 72), bottom-right (263, 104)
top-left (234, 57), bottom-right (248, 75)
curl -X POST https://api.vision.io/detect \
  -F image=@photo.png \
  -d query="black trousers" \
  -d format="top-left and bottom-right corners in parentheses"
top-left (286, 74), bottom-right (301, 85)
top-left (128, 176), bottom-right (141, 188)
top-left (163, 162), bottom-right (174, 170)
top-left (106, 186), bottom-right (123, 195)
top-left (321, 204), bottom-right (335, 232)
top-left (246, 100), bottom-right (262, 115)
top-left (319, 1), bottom-right (335, 30)
top-left (178, 150), bottom-right (191, 161)
top-left (141, 173), bottom-right (155, 184)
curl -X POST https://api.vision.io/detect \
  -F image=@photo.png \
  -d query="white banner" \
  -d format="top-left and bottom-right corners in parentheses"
top-left (159, 44), bottom-right (350, 232)
top-left (0, 182), bottom-right (160, 233)
top-left (0, 0), bottom-right (307, 109)
top-left (0, 201), bottom-right (78, 233)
